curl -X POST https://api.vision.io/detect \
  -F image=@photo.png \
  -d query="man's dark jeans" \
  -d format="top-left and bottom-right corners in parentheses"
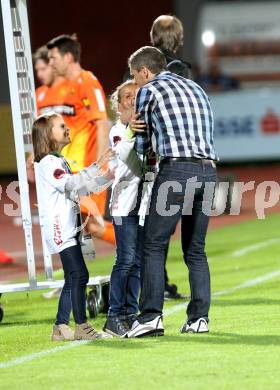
top-left (138, 159), bottom-right (217, 324)
top-left (56, 243), bottom-right (89, 325)
top-left (108, 216), bottom-right (142, 317)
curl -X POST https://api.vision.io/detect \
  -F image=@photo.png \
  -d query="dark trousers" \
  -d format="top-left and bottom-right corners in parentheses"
top-left (55, 243), bottom-right (89, 325)
top-left (138, 159), bottom-right (217, 324)
top-left (108, 216), bottom-right (142, 317)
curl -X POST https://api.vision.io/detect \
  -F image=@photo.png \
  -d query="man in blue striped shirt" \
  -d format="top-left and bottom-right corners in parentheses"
top-left (124, 46), bottom-right (218, 338)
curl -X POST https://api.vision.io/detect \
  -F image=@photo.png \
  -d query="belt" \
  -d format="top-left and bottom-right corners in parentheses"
top-left (161, 157), bottom-right (215, 165)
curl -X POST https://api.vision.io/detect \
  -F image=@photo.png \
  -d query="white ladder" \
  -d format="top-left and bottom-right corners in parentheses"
top-left (0, 0), bottom-right (53, 289)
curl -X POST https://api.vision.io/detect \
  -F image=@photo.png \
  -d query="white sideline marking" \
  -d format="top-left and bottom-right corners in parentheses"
top-left (232, 238), bottom-right (280, 258)
top-left (0, 341), bottom-right (90, 369)
top-left (208, 237), bottom-right (280, 262)
top-left (164, 268), bottom-right (280, 316)
top-left (2, 267), bottom-right (280, 370)
top-left (213, 269), bottom-right (280, 296)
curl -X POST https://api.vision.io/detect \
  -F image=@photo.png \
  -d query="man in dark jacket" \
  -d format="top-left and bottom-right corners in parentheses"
top-left (123, 15), bottom-right (191, 81)
top-left (149, 15), bottom-right (191, 299)
top-left (122, 15), bottom-right (191, 300)
top-left (150, 15), bottom-right (191, 79)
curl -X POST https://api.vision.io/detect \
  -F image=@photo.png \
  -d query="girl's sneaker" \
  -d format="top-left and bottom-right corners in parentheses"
top-left (51, 324), bottom-right (74, 341)
top-left (74, 322), bottom-right (112, 340)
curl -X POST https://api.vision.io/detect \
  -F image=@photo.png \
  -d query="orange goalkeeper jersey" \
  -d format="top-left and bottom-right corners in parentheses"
top-left (61, 70), bottom-right (107, 171)
top-left (36, 70), bottom-right (107, 171)
top-left (36, 80), bottom-right (69, 115)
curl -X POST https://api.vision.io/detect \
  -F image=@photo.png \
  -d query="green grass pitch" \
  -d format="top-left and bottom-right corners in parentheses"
top-left (1, 214), bottom-right (280, 389)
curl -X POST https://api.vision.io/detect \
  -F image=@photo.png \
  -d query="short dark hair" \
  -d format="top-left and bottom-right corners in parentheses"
top-left (47, 34), bottom-right (81, 62)
top-left (128, 46), bottom-right (167, 74)
top-left (150, 15), bottom-right (183, 53)
top-left (33, 45), bottom-right (49, 65)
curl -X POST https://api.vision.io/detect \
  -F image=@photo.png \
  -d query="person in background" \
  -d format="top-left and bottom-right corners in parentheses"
top-left (150, 15), bottom-right (191, 79)
top-left (32, 112), bottom-right (114, 341)
top-left (150, 14), bottom-right (190, 299)
top-left (103, 80), bottom-right (143, 336)
top-left (33, 45), bottom-right (67, 114)
top-left (123, 15), bottom-right (191, 82)
top-left (45, 34), bottom-right (115, 246)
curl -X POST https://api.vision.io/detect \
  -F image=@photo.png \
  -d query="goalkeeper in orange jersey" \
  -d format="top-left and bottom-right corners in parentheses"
top-left (33, 36), bottom-right (115, 246)
top-left (27, 46), bottom-right (67, 183)
top-left (33, 45), bottom-right (67, 114)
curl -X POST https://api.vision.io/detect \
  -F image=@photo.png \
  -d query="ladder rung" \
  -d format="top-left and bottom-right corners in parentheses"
top-left (21, 113), bottom-right (32, 119)
top-left (20, 92), bottom-right (30, 98)
top-left (17, 71), bottom-right (27, 77)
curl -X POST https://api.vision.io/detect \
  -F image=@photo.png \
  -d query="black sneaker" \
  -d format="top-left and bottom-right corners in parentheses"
top-left (125, 314), bottom-right (138, 329)
top-left (103, 316), bottom-right (129, 337)
top-left (164, 283), bottom-right (187, 300)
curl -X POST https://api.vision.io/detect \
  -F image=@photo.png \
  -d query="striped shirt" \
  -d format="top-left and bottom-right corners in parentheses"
top-left (134, 71), bottom-right (218, 161)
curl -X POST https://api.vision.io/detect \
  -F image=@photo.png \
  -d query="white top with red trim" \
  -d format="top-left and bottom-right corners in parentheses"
top-left (109, 120), bottom-right (142, 216)
top-left (35, 154), bottom-right (111, 253)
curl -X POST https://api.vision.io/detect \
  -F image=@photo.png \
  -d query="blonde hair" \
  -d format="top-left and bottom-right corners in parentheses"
top-left (32, 112), bottom-right (61, 162)
top-left (33, 45), bottom-right (49, 65)
top-left (110, 79), bottom-right (136, 114)
top-left (150, 15), bottom-right (183, 53)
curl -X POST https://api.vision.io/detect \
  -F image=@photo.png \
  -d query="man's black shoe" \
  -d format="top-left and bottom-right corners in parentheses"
top-left (103, 316), bottom-right (129, 337)
top-left (164, 283), bottom-right (187, 300)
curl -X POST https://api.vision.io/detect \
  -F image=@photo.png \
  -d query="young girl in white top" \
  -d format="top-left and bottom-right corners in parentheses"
top-left (32, 112), bottom-right (113, 341)
top-left (103, 80), bottom-right (143, 336)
